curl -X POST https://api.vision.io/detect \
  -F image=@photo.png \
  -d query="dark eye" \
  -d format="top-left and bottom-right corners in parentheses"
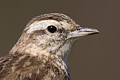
top-left (47, 25), bottom-right (57, 33)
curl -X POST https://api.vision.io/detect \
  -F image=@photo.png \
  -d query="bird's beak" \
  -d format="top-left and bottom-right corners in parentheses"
top-left (67, 27), bottom-right (100, 39)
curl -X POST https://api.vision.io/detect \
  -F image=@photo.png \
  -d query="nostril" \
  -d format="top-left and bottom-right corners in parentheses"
top-left (76, 27), bottom-right (83, 30)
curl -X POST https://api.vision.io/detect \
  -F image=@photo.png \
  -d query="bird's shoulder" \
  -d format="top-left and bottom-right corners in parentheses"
top-left (0, 53), bottom-right (70, 80)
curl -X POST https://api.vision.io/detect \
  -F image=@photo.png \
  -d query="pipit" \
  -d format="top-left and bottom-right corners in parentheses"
top-left (0, 13), bottom-right (99, 80)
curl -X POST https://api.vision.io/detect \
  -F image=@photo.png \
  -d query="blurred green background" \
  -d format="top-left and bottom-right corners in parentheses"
top-left (0, 0), bottom-right (119, 80)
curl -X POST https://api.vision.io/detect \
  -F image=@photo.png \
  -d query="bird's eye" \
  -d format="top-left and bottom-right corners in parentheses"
top-left (47, 25), bottom-right (57, 33)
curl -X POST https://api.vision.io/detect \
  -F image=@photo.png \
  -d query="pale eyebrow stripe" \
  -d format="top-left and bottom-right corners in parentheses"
top-left (26, 20), bottom-right (61, 34)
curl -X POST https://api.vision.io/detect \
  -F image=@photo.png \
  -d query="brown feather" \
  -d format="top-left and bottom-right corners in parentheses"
top-left (0, 52), bottom-right (70, 80)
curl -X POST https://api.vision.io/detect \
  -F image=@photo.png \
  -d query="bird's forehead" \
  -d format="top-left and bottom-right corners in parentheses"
top-left (26, 20), bottom-right (77, 34)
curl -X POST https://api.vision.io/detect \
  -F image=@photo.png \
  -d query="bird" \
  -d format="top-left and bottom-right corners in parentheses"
top-left (0, 13), bottom-right (99, 80)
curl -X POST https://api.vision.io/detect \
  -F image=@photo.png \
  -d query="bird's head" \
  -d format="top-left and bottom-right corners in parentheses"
top-left (11, 13), bottom-right (99, 61)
